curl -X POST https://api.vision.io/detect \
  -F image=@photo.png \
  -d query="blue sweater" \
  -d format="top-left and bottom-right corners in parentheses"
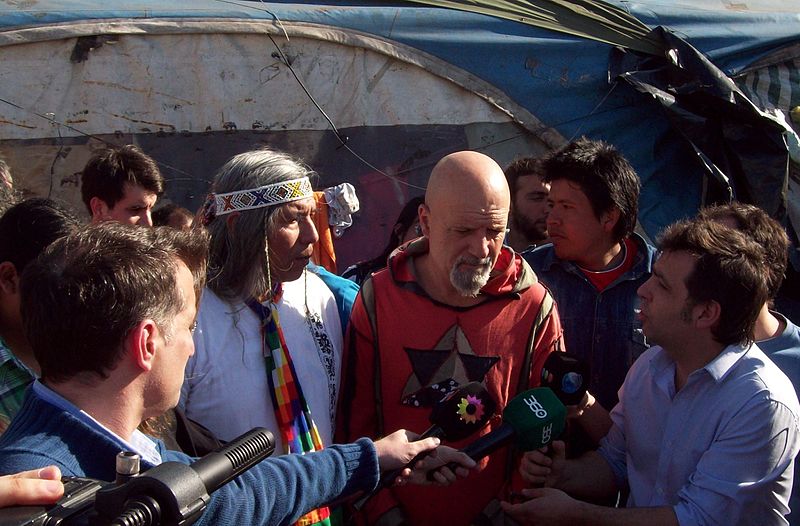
top-left (0, 389), bottom-right (379, 526)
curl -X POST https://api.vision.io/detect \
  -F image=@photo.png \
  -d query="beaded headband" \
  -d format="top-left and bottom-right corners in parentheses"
top-left (201, 177), bottom-right (313, 225)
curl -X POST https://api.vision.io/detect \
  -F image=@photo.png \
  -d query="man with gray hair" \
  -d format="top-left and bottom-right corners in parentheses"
top-left (180, 148), bottom-right (343, 526)
top-left (336, 150), bottom-right (564, 525)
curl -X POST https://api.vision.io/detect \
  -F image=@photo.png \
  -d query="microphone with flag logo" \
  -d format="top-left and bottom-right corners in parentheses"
top-left (421, 381), bottom-right (497, 442)
top-left (540, 352), bottom-right (590, 406)
top-left (354, 382), bottom-right (496, 508)
top-left (441, 387), bottom-right (566, 470)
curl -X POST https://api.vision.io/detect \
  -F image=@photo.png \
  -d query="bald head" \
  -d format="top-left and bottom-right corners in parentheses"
top-left (426, 151), bottom-right (510, 212)
top-left (418, 151), bottom-right (511, 303)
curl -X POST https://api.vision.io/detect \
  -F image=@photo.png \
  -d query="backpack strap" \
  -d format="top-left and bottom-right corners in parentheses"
top-left (360, 275), bottom-right (386, 437)
top-left (505, 289), bottom-right (556, 485)
top-left (515, 289), bottom-right (555, 394)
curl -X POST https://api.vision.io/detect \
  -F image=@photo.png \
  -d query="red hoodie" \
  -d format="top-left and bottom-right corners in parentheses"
top-left (336, 238), bottom-right (564, 526)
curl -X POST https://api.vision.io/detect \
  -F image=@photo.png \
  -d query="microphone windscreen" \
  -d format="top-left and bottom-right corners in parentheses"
top-left (540, 352), bottom-right (590, 405)
top-left (429, 381), bottom-right (496, 442)
top-left (503, 387), bottom-right (566, 451)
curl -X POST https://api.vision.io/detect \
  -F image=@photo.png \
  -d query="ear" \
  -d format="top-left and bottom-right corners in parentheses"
top-left (0, 262), bottom-right (19, 295)
top-left (600, 207), bottom-right (621, 234)
top-left (128, 319), bottom-right (159, 372)
top-left (418, 204), bottom-right (431, 237)
top-left (89, 197), bottom-right (109, 221)
top-left (693, 300), bottom-right (721, 331)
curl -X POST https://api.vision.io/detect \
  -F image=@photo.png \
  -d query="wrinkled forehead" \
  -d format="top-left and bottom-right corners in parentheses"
top-left (272, 196), bottom-right (316, 215)
top-left (266, 197), bottom-right (317, 230)
top-left (434, 201), bottom-right (509, 229)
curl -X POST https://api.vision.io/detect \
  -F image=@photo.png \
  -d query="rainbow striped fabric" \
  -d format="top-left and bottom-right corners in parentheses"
top-left (247, 294), bottom-right (331, 526)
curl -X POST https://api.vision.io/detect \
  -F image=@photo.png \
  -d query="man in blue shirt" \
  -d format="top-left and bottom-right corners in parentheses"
top-left (700, 202), bottom-right (800, 524)
top-left (523, 137), bottom-right (656, 417)
top-left (0, 223), bottom-right (473, 525)
top-left (506, 218), bottom-right (800, 525)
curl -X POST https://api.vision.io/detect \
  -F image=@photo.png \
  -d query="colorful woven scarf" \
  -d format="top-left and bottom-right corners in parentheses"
top-left (247, 291), bottom-right (331, 526)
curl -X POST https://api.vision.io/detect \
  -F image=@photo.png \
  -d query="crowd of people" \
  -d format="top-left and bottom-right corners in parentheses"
top-left (0, 137), bottom-right (797, 526)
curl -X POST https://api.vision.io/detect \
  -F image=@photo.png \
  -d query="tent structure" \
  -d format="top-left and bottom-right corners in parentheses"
top-left (0, 0), bottom-right (798, 272)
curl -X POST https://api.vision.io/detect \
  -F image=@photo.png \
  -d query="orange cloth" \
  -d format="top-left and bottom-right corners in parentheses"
top-left (312, 192), bottom-right (337, 274)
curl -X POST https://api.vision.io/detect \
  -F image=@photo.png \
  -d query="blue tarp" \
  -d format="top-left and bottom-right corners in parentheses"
top-left (1, 0), bottom-right (799, 238)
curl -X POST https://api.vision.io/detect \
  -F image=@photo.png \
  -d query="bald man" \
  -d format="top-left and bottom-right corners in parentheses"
top-left (336, 151), bottom-right (564, 526)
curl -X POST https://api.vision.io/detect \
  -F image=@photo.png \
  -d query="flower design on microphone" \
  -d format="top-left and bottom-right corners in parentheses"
top-left (457, 394), bottom-right (485, 424)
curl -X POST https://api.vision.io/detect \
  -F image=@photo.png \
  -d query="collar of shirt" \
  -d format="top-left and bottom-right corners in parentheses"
top-left (0, 337), bottom-right (37, 382)
top-left (702, 342), bottom-right (752, 382)
top-left (648, 342), bottom-right (752, 397)
top-left (32, 381), bottom-right (162, 466)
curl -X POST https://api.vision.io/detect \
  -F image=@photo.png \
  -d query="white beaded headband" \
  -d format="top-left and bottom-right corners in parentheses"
top-left (201, 177), bottom-right (313, 224)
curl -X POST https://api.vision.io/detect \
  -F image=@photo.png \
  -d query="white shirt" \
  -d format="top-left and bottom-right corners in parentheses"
top-left (180, 271), bottom-right (343, 453)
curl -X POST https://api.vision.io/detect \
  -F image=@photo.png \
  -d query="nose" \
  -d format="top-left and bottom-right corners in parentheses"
top-left (541, 202), bottom-right (553, 220)
top-left (546, 207), bottom-right (560, 227)
top-left (636, 278), bottom-right (651, 300)
top-left (301, 216), bottom-right (319, 245)
top-left (468, 231), bottom-right (491, 260)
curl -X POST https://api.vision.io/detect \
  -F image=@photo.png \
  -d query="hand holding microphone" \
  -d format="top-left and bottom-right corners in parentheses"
top-left (383, 381), bottom-right (495, 481)
top-left (355, 382), bottom-right (494, 508)
top-left (431, 387), bottom-right (567, 479)
top-left (519, 439), bottom-right (567, 487)
top-left (459, 387), bottom-right (566, 461)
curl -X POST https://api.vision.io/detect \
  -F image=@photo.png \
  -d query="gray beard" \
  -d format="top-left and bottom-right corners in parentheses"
top-left (450, 256), bottom-right (492, 297)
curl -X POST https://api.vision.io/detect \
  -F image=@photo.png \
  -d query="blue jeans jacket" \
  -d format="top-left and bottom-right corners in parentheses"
top-left (523, 233), bottom-right (657, 411)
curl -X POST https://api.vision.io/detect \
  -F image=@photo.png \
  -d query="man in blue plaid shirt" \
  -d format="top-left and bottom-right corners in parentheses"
top-left (0, 198), bottom-right (78, 433)
top-left (0, 337), bottom-right (35, 433)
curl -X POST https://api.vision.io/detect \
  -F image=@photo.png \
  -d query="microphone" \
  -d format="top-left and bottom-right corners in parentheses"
top-left (454, 387), bottom-right (566, 464)
top-left (92, 427), bottom-right (275, 525)
top-left (354, 382), bottom-right (495, 509)
top-left (421, 381), bottom-right (497, 442)
top-left (540, 352), bottom-right (590, 405)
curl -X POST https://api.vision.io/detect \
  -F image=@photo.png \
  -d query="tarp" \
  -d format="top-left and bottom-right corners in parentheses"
top-left (0, 0), bottom-right (798, 268)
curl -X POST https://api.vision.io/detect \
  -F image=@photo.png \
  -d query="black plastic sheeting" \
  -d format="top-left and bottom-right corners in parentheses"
top-left (610, 26), bottom-right (790, 223)
top-left (610, 28), bottom-right (800, 315)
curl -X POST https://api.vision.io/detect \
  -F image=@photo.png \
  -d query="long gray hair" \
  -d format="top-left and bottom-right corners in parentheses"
top-left (206, 148), bottom-right (315, 301)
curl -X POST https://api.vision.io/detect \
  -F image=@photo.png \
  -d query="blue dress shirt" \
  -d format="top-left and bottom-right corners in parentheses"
top-left (599, 343), bottom-right (800, 525)
top-left (760, 313), bottom-right (800, 526)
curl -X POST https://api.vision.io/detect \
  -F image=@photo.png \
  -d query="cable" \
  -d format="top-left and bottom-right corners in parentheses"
top-left (566, 81), bottom-right (618, 142)
top-left (267, 33), bottom-right (349, 148)
top-left (0, 96), bottom-right (205, 184)
top-left (48, 116), bottom-right (64, 199)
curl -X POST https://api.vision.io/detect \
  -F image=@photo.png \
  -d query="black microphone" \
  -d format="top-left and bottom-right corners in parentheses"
top-left (92, 427), bottom-right (275, 526)
top-left (354, 382), bottom-right (495, 509)
top-left (437, 387), bottom-right (565, 474)
top-left (420, 381), bottom-right (497, 442)
top-left (540, 352), bottom-right (590, 406)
